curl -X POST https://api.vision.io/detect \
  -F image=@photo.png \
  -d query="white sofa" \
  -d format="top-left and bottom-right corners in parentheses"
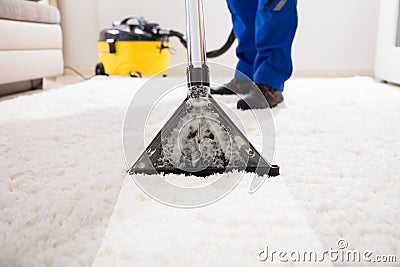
top-left (0, 0), bottom-right (63, 95)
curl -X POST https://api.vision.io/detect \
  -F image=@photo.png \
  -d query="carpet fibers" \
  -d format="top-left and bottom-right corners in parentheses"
top-left (0, 76), bottom-right (399, 266)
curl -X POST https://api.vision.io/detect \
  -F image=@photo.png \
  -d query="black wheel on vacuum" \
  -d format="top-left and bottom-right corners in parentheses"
top-left (130, 71), bottom-right (142, 78)
top-left (95, 62), bottom-right (106, 75)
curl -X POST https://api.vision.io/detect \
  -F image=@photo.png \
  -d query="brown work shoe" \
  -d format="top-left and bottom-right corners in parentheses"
top-left (237, 84), bottom-right (284, 110)
top-left (210, 78), bottom-right (252, 95)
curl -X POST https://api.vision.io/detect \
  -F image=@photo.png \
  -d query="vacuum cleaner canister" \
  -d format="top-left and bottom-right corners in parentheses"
top-left (97, 16), bottom-right (170, 77)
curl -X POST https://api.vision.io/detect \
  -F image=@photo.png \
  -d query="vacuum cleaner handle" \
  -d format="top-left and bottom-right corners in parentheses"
top-left (119, 16), bottom-right (148, 28)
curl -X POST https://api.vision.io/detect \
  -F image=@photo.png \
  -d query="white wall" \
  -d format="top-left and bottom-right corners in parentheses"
top-left (293, 0), bottom-right (380, 76)
top-left (59, 0), bottom-right (380, 77)
top-left (58, 0), bottom-right (99, 72)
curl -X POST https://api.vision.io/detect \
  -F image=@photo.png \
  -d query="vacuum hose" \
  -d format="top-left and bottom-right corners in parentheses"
top-left (169, 29), bottom-right (235, 59)
top-left (206, 29), bottom-right (235, 58)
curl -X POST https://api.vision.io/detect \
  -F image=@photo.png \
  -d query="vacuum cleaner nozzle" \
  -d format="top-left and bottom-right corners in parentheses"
top-left (129, 0), bottom-right (279, 178)
top-left (129, 93), bottom-right (279, 177)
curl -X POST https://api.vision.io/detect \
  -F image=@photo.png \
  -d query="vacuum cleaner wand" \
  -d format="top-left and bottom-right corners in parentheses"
top-left (129, 0), bottom-right (279, 177)
top-left (185, 0), bottom-right (207, 68)
top-left (185, 0), bottom-right (211, 99)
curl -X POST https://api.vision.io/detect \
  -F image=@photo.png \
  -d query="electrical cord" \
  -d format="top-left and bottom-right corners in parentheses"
top-left (64, 66), bottom-right (94, 80)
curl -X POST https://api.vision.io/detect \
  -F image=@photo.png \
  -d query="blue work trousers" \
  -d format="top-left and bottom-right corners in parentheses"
top-left (226, 0), bottom-right (298, 91)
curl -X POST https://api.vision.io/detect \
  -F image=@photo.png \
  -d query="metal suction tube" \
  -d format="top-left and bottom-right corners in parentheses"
top-left (185, 0), bottom-right (210, 92)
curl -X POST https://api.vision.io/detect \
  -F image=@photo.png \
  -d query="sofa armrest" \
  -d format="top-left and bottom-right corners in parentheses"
top-left (0, 0), bottom-right (60, 24)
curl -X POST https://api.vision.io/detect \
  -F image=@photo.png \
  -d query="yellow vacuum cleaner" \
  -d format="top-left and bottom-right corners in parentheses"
top-left (96, 16), bottom-right (174, 77)
top-left (96, 16), bottom-right (235, 77)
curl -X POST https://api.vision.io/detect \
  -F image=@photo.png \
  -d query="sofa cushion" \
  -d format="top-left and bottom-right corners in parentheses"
top-left (0, 49), bottom-right (63, 84)
top-left (0, 19), bottom-right (62, 50)
top-left (0, 0), bottom-right (60, 24)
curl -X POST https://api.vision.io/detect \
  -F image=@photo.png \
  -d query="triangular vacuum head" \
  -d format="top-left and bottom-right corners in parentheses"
top-left (129, 94), bottom-right (279, 177)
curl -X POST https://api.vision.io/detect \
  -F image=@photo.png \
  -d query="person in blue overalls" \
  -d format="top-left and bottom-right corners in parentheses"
top-left (211, 0), bottom-right (298, 110)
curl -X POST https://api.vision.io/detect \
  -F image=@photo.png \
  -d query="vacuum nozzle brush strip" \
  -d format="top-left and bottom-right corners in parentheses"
top-left (185, 0), bottom-right (210, 95)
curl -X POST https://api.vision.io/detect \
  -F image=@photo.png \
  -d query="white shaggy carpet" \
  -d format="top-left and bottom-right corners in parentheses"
top-left (1, 76), bottom-right (399, 266)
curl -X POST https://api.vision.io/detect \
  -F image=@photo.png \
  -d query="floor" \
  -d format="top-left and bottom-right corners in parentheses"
top-left (0, 71), bottom-right (93, 102)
